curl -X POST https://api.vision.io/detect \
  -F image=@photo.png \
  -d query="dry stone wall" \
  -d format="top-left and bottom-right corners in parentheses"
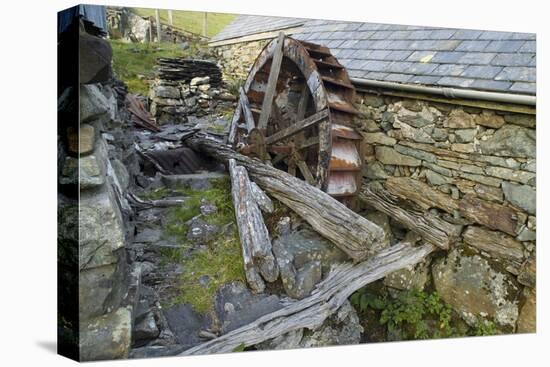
top-left (213, 40), bottom-right (268, 82)
top-left (356, 91), bottom-right (536, 333)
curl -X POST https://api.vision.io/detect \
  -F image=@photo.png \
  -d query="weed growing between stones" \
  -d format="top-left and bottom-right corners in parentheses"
top-left (145, 179), bottom-right (246, 313)
top-left (350, 287), bottom-right (497, 341)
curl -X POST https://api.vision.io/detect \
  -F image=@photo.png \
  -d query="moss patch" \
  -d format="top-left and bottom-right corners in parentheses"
top-left (146, 179), bottom-right (245, 313)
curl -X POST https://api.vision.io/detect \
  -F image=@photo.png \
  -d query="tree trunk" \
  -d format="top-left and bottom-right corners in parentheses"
top-left (180, 242), bottom-right (434, 355)
top-left (186, 134), bottom-right (387, 261)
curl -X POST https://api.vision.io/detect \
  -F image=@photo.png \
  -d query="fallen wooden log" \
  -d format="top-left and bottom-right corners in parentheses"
top-left (229, 159), bottom-right (279, 289)
top-left (249, 181), bottom-right (274, 213)
top-left (180, 242), bottom-right (434, 355)
top-left (186, 134), bottom-right (386, 261)
top-left (359, 182), bottom-right (461, 250)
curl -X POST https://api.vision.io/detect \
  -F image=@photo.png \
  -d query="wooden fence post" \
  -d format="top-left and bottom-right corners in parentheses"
top-left (155, 9), bottom-right (162, 42)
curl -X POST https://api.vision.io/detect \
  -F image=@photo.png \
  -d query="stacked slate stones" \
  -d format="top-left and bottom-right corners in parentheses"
top-left (150, 58), bottom-right (232, 124)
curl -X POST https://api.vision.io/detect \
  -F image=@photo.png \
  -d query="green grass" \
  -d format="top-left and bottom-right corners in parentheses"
top-left (110, 40), bottom-right (199, 94)
top-left (133, 8), bottom-right (236, 38)
top-left (146, 179), bottom-right (246, 313)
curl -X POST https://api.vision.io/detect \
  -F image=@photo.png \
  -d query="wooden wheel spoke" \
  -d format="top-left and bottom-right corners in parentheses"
top-left (272, 153), bottom-right (288, 166)
top-left (239, 87), bottom-right (255, 132)
top-left (296, 159), bottom-right (315, 185)
top-left (264, 109), bottom-right (329, 145)
top-left (258, 32), bottom-right (285, 130)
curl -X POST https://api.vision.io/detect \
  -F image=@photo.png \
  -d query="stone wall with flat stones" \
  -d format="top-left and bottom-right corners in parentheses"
top-left (59, 79), bottom-right (134, 360)
top-left (212, 40), bottom-right (268, 83)
top-left (356, 91), bottom-right (536, 333)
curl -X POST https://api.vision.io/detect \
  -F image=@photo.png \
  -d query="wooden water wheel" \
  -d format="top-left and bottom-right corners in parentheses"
top-left (228, 33), bottom-right (363, 206)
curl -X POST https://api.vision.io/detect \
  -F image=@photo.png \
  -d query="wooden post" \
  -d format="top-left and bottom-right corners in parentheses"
top-left (203, 12), bottom-right (208, 37)
top-left (155, 9), bottom-right (162, 42)
top-left (148, 17), bottom-right (153, 43)
top-left (167, 10), bottom-right (173, 26)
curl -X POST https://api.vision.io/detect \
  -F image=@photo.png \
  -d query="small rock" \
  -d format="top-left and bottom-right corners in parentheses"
top-left (502, 182), bottom-right (536, 215)
top-left (198, 84), bottom-right (210, 92)
top-left (275, 217), bottom-right (291, 237)
top-left (186, 216), bottom-right (219, 243)
top-left (444, 110), bottom-right (476, 128)
top-left (432, 127), bottom-right (449, 141)
top-left (134, 312), bottom-right (160, 343)
top-left (475, 111), bottom-right (505, 128)
top-left (199, 199), bottom-right (218, 216)
top-left (60, 154), bottom-right (105, 189)
top-left (67, 124), bottom-right (95, 155)
top-left (375, 146), bottom-right (421, 167)
top-left (454, 129), bottom-right (476, 143)
top-left (134, 228), bottom-right (162, 243)
top-left (362, 132), bottom-right (396, 146)
top-left (190, 76), bottom-right (210, 86)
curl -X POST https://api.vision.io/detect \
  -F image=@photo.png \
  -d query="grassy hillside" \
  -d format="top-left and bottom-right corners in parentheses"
top-left (110, 40), bottom-right (197, 95)
top-left (133, 8), bottom-right (236, 38)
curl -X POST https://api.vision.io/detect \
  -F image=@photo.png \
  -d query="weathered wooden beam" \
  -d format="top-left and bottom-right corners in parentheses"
top-left (180, 242), bottom-right (434, 355)
top-left (250, 181), bottom-right (274, 213)
top-left (296, 159), bottom-right (315, 185)
top-left (239, 86), bottom-right (256, 132)
top-left (265, 109), bottom-right (329, 145)
top-left (359, 182), bottom-right (461, 249)
top-left (186, 134), bottom-right (386, 261)
top-left (258, 32), bottom-right (285, 130)
top-left (229, 159), bottom-right (278, 289)
top-left (385, 177), bottom-right (526, 236)
top-left (227, 102), bottom-right (242, 145)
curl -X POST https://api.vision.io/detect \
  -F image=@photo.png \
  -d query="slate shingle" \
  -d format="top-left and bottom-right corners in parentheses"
top-left (495, 67), bottom-right (536, 82)
top-left (485, 40), bottom-right (526, 52)
top-left (491, 53), bottom-right (535, 66)
top-left (461, 65), bottom-right (503, 79)
top-left (510, 82), bottom-right (536, 94)
top-left (456, 40), bottom-right (491, 52)
top-left (437, 77), bottom-right (475, 88)
top-left (213, 16), bottom-right (536, 94)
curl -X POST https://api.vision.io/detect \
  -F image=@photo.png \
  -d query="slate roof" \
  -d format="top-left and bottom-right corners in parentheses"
top-left (212, 16), bottom-right (536, 95)
top-left (210, 15), bottom-right (306, 42)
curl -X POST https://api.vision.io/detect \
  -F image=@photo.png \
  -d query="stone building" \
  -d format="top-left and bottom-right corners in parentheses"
top-left (210, 15), bottom-right (536, 333)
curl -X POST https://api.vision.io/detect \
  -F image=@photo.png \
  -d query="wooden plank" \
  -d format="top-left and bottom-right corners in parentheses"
top-left (258, 32), bottom-right (285, 130)
top-left (265, 109), bottom-right (329, 145)
top-left (239, 87), bottom-right (255, 132)
top-left (359, 182), bottom-right (460, 249)
top-left (180, 242), bottom-right (434, 355)
top-left (229, 159), bottom-right (278, 288)
top-left (296, 159), bottom-right (315, 185)
top-left (227, 101), bottom-right (242, 145)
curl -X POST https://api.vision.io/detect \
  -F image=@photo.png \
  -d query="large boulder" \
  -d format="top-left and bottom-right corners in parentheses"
top-left (79, 33), bottom-right (112, 84)
top-left (163, 304), bottom-right (211, 350)
top-left (79, 183), bottom-right (125, 269)
top-left (214, 282), bottom-right (283, 334)
top-left (502, 182), bottom-right (536, 215)
top-left (80, 84), bottom-right (110, 124)
top-left (432, 247), bottom-right (521, 328)
top-left (79, 307), bottom-right (132, 361)
top-left (480, 124), bottom-right (536, 158)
